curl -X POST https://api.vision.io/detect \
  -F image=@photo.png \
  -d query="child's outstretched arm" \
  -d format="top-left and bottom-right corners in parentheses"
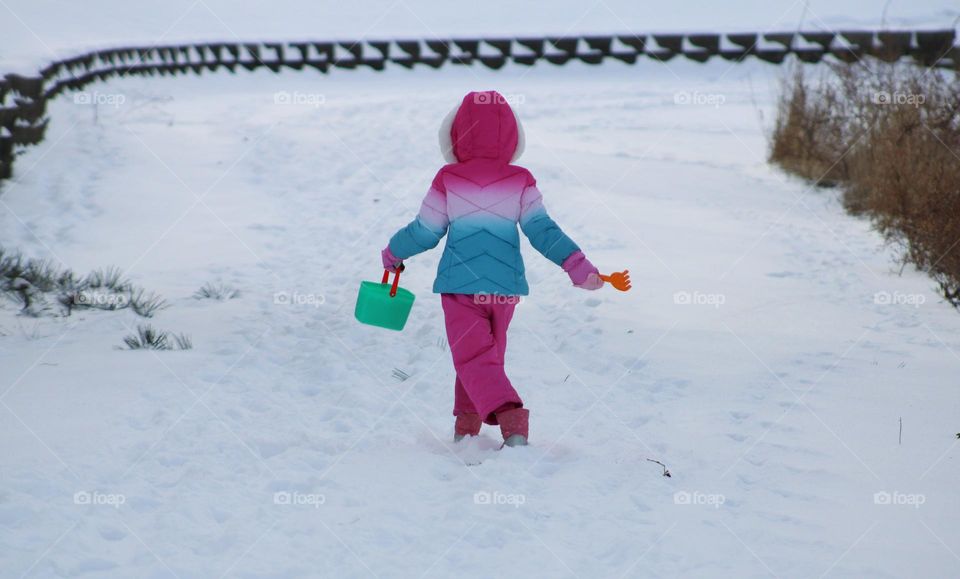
top-left (382, 177), bottom-right (449, 271)
top-left (519, 176), bottom-right (604, 290)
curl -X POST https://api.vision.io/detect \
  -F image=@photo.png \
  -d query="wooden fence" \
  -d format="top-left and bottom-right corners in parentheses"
top-left (1, 29), bottom-right (956, 181)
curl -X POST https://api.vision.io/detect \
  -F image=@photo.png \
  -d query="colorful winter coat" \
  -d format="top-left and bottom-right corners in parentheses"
top-left (387, 91), bottom-right (580, 295)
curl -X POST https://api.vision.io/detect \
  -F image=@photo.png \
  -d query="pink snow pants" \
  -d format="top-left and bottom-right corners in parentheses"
top-left (441, 293), bottom-right (522, 425)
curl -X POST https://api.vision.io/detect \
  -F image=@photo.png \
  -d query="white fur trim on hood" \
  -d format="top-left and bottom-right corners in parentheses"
top-left (511, 107), bottom-right (525, 163)
top-left (438, 104), bottom-right (458, 163)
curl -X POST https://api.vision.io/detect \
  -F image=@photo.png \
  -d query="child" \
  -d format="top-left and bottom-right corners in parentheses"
top-left (382, 90), bottom-right (603, 447)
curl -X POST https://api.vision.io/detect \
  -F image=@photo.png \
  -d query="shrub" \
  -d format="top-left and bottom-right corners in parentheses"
top-left (769, 60), bottom-right (960, 307)
top-left (194, 282), bottom-right (240, 300)
top-left (0, 247), bottom-right (170, 317)
top-left (121, 324), bottom-right (192, 351)
top-left (85, 266), bottom-right (131, 293)
top-left (129, 289), bottom-right (169, 318)
top-left (770, 67), bottom-right (855, 187)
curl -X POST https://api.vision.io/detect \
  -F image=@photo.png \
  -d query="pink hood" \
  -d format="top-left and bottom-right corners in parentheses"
top-left (439, 91), bottom-right (525, 163)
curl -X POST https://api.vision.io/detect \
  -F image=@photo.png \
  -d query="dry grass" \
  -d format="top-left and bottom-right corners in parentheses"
top-left (769, 60), bottom-right (960, 306)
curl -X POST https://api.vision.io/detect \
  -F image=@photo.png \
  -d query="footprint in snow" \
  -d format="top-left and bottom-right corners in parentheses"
top-left (209, 507), bottom-right (231, 523)
top-left (157, 455), bottom-right (187, 467)
top-left (729, 410), bottom-right (751, 423)
top-left (71, 558), bottom-right (118, 575)
top-left (451, 436), bottom-right (503, 466)
top-left (256, 439), bottom-right (292, 459)
top-left (98, 526), bottom-right (127, 541)
top-left (417, 431), bottom-right (500, 466)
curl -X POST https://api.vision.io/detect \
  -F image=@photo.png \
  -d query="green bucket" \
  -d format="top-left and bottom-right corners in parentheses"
top-left (354, 268), bottom-right (415, 331)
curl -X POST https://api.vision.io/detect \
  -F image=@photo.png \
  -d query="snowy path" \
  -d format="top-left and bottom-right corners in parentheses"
top-left (1, 60), bottom-right (959, 577)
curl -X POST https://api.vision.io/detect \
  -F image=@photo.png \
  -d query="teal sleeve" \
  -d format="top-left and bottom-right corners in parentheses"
top-left (388, 186), bottom-right (449, 259)
top-left (519, 184), bottom-right (580, 266)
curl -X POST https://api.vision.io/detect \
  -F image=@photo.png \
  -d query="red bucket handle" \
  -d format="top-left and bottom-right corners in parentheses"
top-left (381, 264), bottom-right (404, 297)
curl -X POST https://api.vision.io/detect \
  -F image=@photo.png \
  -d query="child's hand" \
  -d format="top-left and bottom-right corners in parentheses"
top-left (381, 245), bottom-right (403, 273)
top-left (574, 272), bottom-right (604, 290)
top-left (562, 251), bottom-right (603, 290)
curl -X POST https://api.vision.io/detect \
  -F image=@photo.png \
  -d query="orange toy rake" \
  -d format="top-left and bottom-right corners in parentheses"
top-left (599, 270), bottom-right (632, 292)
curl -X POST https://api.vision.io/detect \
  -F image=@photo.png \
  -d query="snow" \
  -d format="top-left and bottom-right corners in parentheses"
top-left (2, 2), bottom-right (960, 578)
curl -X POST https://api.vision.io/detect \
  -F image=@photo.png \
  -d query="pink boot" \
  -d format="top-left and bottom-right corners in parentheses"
top-left (497, 408), bottom-right (529, 447)
top-left (454, 414), bottom-right (482, 442)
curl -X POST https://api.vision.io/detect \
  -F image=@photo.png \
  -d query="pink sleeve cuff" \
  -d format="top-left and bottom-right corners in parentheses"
top-left (561, 250), bottom-right (584, 271)
top-left (562, 250), bottom-right (597, 285)
top-left (382, 245), bottom-right (402, 271)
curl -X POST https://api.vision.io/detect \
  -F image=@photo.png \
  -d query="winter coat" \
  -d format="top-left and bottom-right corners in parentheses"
top-left (387, 91), bottom-right (579, 295)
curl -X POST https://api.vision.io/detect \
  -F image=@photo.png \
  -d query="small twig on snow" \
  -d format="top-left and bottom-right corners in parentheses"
top-left (647, 458), bottom-right (671, 477)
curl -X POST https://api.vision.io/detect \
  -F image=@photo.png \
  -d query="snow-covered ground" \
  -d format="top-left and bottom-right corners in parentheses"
top-left (3, 2), bottom-right (960, 577)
